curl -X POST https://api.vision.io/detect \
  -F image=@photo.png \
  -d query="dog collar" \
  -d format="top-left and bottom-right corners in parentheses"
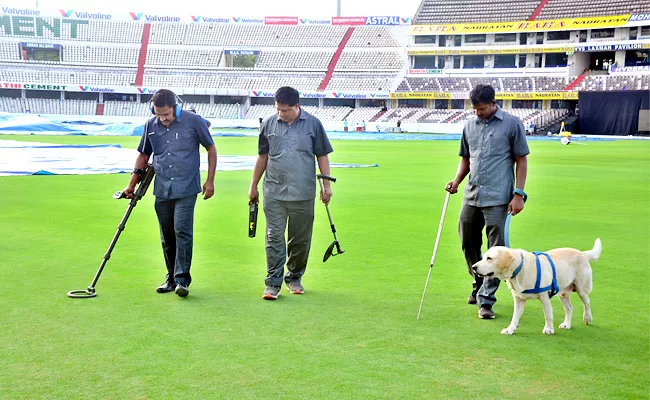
top-left (510, 252), bottom-right (525, 279)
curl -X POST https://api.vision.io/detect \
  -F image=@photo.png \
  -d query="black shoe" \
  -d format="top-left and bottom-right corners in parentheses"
top-left (175, 284), bottom-right (189, 297)
top-left (156, 282), bottom-right (175, 293)
top-left (467, 293), bottom-right (477, 305)
top-left (478, 306), bottom-right (495, 319)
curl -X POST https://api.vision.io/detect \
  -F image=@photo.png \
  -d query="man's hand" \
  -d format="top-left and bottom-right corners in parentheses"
top-left (320, 186), bottom-right (333, 206)
top-left (202, 180), bottom-right (214, 200)
top-left (122, 185), bottom-right (136, 199)
top-left (249, 186), bottom-right (259, 204)
top-left (445, 180), bottom-right (459, 194)
top-left (509, 195), bottom-right (525, 216)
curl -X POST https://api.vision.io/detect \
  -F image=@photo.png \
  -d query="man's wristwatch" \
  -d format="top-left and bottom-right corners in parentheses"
top-left (513, 188), bottom-right (528, 202)
top-left (132, 168), bottom-right (145, 178)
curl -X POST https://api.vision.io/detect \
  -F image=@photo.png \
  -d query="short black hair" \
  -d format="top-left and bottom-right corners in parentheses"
top-left (470, 84), bottom-right (496, 105)
top-left (274, 86), bottom-right (299, 107)
top-left (152, 89), bottom-right (177, 108)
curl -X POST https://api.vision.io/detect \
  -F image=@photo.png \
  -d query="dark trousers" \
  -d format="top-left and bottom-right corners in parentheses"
top-left (263, 197), bottom-right (315, 288)
top-left (458, 203), bottom-right (508, 308)
top-left (154, 195), bottom-right (197, 287)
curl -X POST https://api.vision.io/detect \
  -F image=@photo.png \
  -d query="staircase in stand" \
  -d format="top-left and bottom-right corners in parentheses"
top-left (318, 27), bottom-right (355, 91)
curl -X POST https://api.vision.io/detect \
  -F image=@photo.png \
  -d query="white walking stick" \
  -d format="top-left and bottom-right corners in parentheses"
top-left (417, 191), bottom-right (451, 320)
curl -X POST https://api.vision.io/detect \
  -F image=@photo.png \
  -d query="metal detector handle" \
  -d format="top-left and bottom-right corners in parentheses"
top-left (248, 201), bottom-right (259, 238)
top-left (317, 174), bottom-right (336, 183)
top-left (113, 165), bottom-right (155, 200)
top-left (317, 177), bottom-right (336, 228)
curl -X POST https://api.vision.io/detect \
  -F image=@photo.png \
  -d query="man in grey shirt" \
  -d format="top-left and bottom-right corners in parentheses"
top-left (123, 89), bottom-right (217, 298)
top-left (445, 84), bottom-right (529, 319)
top-left (248, 86), bottom-right (333, 300)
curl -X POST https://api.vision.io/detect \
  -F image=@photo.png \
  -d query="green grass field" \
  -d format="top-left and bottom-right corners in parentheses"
top-left (1, 134), bottom-right (648, 399)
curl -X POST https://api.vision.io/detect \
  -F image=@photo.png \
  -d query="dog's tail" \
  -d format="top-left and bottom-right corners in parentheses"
top-left (583, 238), bottom-right (602, 262)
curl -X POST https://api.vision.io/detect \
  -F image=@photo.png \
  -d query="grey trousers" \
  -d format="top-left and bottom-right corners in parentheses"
top-left (154, 195), bottom-right (197, 287)
top-left (458, 203), bottom-right (508, 308)
top-left (263, 197), bottom-right (315, 288)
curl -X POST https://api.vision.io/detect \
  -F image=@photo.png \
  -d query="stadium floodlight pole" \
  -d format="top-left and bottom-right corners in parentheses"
top-left (337, 0), bottom-right (341, 16)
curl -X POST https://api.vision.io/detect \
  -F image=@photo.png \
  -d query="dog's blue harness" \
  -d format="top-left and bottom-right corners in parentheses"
top-left (510, 252), bottom-right (559, 298)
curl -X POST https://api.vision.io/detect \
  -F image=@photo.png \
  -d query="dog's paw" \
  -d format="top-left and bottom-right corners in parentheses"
top-left (559, 322), bottom-right (571, 330)
top-left (542, 327), bottom-right (555, 335)
top-left (501, 327), bottom-right (516, 335)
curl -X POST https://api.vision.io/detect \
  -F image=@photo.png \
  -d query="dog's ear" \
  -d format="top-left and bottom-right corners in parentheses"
top-left (498, 248), bottom-right (516, 272)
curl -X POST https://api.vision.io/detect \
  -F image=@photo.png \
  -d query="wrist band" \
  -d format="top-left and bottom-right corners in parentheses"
top-left (513, 188), bottom-right (528, 202)
top-left (132, 168), bottom-right (145, 178)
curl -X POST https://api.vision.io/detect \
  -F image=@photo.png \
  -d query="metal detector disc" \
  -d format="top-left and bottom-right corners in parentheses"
top-left (560, 137), bottom-right (570, 145)
top-left (67, 289), bottom-right (97, 298)
top-left (323, 241), bottom-right (337, 262)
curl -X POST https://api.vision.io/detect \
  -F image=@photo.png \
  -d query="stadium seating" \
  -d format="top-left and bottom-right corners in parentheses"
top-left (326, 73), bottom-right (395, 91)
top-left (0, 64), bottom-right (136, 86)
top-left (537, 0), bottom-right (643, 19)
top-left (0, 41), bottom-right (20, 61)
top-left (145, 47), bottom-right (223, 68)
top-left (103, 101), bottom-right (150, 116)
top-left (0, 97), bottom-right (96, 114)
top-left (0, 19), bottom-right (144, 43)
top-left (398, 76), bottom-right (588, 92)
top-left (63, 45), bottom-right (140, 67)
top-left (301, 106), bottom-right (353, 121)
top-left (336, 51), bottom-right (404, 70)
top-left (184, 103), bottom-right (242, 119)
top-left (413, 0), bottom-right (541, 24)
top-left (346, 27), bottom-right (401, 47)
top-left (255, 51), bottom-right (335, 70)
top-left (163, 24), bottom-right (349, 47)
top-left (143, 69), bottom-right (324, 90)
top-left (344, 107), bottom-right (384, 122)
top-left (245, 104), bottom-right (276, 120)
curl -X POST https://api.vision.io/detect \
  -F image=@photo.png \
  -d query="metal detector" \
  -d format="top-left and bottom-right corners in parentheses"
top-left (67, 165), bottom-right (155, 298)
top-left (317, 174), bottom-right (344, 262)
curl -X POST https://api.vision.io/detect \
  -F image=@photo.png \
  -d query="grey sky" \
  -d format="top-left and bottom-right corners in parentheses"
top-left (11, 0), bottom-right (422, 18)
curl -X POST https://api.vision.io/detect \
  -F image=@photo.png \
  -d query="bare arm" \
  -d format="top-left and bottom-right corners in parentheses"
top-left (202, 145), bottom-right (217, 200)
top-left (317, 154), bottom-right (332, 205)
top-left (514, 155), bottom-right (527, 191)
top-left (248, 154), bottom-right (268, 203)
top-left (509, 155), bottom-right (528, 215)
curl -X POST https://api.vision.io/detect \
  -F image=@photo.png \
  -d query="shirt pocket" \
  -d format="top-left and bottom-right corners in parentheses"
top-left (489, 129), bottom-right (510, 157)
top-left (293, 131), bottom-right (314, 154)
top-left (149, 131), bottom-right (167, 155)
top-left (268, 133), bottom-right (283, 157)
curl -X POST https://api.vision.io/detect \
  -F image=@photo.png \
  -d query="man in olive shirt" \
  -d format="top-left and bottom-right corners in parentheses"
top-left (446, 84), bottom-right (529, 319)
top-left (248, 86), bottom-right (334, 300)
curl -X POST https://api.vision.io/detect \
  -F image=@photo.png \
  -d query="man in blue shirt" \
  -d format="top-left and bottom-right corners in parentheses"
top-left (123, 89), bottom-right (217, 298)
